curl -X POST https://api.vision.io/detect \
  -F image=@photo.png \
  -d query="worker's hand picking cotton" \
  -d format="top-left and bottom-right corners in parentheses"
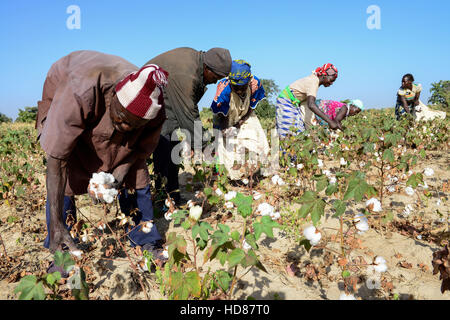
top-left (88, 172), bottom-right (119, 204)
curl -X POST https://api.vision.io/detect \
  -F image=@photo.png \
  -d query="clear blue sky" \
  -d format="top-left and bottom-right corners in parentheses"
top-left (1, 0), bottom-right (449, 120)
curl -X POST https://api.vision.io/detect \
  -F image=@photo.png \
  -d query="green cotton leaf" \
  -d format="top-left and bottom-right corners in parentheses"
top-left (344, 175), bottom-right (369, 202)
top-left (230, 192), bottom-right (253, 218)
top-left (204, 187), bottom-right (212, 197)
top-left (218, 224), bottom-right (230, 234)
top-left (288, 167), bottom-right (298, 178)
top-left (14, 276), bottom-right (46, 300)
top-left (211, 230), bottom-right (229, 246)
top-left (208, 195), bottom-right (220, 205)
top-left (332, 200), bottom-right (346, 218)
top-left (325, 182), bottom-right (339, 196)
top-left (46, 272), bottom-right (61, 286)
top-left (313, 174), bottom-right (328, 193)
top-left (382, 211), bottom-right (394, 224)
top-left (244, 233), bottom-right (258, 250)
top-left (419, 149), bottom-right (426, 159)
top-left (385, 133), bottom-right (401, 146)
top-left (342, 270), bottom-right (351, 278)
top-left (181, 220), bottom-right (191, 230)
top-left (299, 239), bottom-right (312, 253)
top-left (54, 251), bottom-right (75, 272)
top-left (382, 149), bottom-right (395, 164)
top-left (296, 191), bottom-right (325, 226)
top-left (185, 271), bottom-right (202, 298)
top-left (230, 230), bottom-right (240, 242)
top-left (215, 270), bottom-right (233, 293)
top-left (406, 173), bottom-right (424, 188)
top-left (242, 250), bottom-right (267, 273)
top-left (363, 142), bottom-right (374, 154)
top-left (253, 216), bottom-right (280, 241)
top-left (228, 248), bottom-right (246, 268)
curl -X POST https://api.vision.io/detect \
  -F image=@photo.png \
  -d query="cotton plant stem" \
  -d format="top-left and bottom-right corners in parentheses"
top-left (0, 231), bottom-right (7, 259)
top-left (228, 218), bottom-right (248, 300)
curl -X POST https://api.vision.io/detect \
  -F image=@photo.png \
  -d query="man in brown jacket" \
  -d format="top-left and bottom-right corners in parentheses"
top-left (146, 47), bottom-right (232, 205)
top-left (37, 50), bottom-right (169, 261)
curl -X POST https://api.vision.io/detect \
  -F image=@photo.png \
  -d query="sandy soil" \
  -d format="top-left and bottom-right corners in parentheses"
top-left (0, 150), bottom-right (448, 300)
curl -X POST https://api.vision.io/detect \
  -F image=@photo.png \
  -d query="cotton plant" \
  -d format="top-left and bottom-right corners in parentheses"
top-left (88, 172), bottom-right (118, 204)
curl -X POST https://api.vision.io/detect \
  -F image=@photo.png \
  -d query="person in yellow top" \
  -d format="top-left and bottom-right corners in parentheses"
top-left (395, 73), bottom-right (422, 120)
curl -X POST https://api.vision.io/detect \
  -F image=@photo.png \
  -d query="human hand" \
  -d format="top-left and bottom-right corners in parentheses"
top-left (49, 223), bottom-right (78, 253)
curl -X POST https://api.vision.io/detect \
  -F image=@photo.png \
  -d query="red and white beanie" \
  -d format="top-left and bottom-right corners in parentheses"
top-left (115, 64), bottom-right (169, 120)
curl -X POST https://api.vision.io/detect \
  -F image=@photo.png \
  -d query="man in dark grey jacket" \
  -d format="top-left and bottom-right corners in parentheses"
top-left (146, 47), bottom-right (232, 204)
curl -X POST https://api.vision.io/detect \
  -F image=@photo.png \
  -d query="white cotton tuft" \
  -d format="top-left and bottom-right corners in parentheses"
top-left (373, 256), bottom-right (388, 273)
top-left (142, 221), bottom-right (153, 234)
top-left (252, 191), bottom-right (262, 200)
top-left (297, 163), bottom-right (304, 170)
top-left (257, 203), bottom-right (275, 216)
top-left (243, 239), bottom-right (252, 251)
top-left (215, 188), bottom-right (223, 196)
top-left (303, 226), bottom-right (321, 246)
top-left (317, 159), bottom-right (324, 168)
top-left (423, 168), bottom-right (434, 177)
top-left (340, 293), bottom-right (356, 300)
top-left (405, 186), bottom-right (415, 196)
top-left (366, 198), bottom-right (382, 212)
top-left (224, 191), bottom-right (237, 201)
top-left (189, 205), bottom-right (202, 221)
top-left (70, 250), bottom-right (83, 259)
top-left (242, 178), bottom-right (249, 185)
top-left (89, 172), bottom-right (118, 203)
top-left (164, 211), bottom-right (173, 221)
top-left (225, 201), bottom-right (234, 209)
top-left (340, 158), bottom-right (347, 166)
top-left (270, 211), bottom-right (281, 221)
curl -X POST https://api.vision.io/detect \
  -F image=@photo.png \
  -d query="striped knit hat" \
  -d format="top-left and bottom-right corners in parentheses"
top-left (115, 64), bottom-right (169, 120)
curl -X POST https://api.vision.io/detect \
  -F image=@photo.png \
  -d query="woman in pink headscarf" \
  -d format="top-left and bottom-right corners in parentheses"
top-left (276, 63), bottom-right (342, 138)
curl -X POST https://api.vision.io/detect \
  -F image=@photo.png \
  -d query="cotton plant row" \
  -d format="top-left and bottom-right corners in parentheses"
top-left (151, 188), bottom-right (280, 300)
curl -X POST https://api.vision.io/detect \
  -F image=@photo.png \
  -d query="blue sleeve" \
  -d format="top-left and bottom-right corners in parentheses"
top-left (250, 76), bottom-right (266, 109)
top-left (210, 79), bottom-right (232, 116)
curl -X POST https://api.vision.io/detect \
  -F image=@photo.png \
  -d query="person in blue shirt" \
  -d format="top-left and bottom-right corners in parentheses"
top-left (210, 60), bottom-right (273, 180)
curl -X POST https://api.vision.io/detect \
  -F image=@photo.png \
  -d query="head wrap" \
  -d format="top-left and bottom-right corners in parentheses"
top-left (203, 48), bottom-right (232, 77)
top-left (115, 64), bottom-right (169, 120)
top-left (349, 99), bottom-right (364, 110)
top-left (229, 60), bottom-right (252, 85)
top-left (315, 63), bottom-right (338, 78)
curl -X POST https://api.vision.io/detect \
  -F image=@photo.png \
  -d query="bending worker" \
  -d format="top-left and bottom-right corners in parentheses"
top-left (36, 50), bottom-right (169, 261)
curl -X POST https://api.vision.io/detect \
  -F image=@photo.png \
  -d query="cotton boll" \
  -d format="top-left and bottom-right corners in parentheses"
top-left (165, 198), bottom-right (174, 208)
top-left (270, 211), bottom-right (281, 220)
top-left (329, 176), bottom-right (337, 184)
top-left (340, 158), bottom-right (347, 166)
top-left (98, 222), bottom-right (106, 231)
top-left (356, 220), bottom-right (369, 233)
top-left (224, 191), bottom-right (237, 201)
top-left (257, 203), bottom-right (275, 216)
top-left (187, 200), bottom-right (195, 208)
top-left (215, 188), bottom-right (223, 196)
top-left (436, 199), bottom-right (441, 206)
top-left (366, 198), bottom-right (382, 212)
top-left (189, 205), bottom-right (203, 221)
top-left (252, 191), bottom-right (262, 200)
top-left (340, 293), bottom-right (356, 300)
top-left (242, 178), bottom-right (249, 185)
top-left (71, 250), bottom-right (83, 259)
top-left (405, 186), bottom-right (415, 196)
top-left (271, 175), bottom-right (280, 185)
top-left (297, 163), bottom-right (304, 170)
top-left (423, 168), bottom-right (434, 177)
top-left (164, 211), bottom-right (173, 221)
top-left (317, 159), bottom-right (324, 168)
top-left (387, 186), bottom-right (396, 193)
top-left (225, 201), bottom-right (234, 209)
top-left (162, 247), bottom-right (169, 259)
top-left (323, 169), bottom-right (332, 177)
top-left (303, 226), bottom-right (321, 245)
top-left (403, 204), bottom-right (413, 217)
top-left (373, 256), bottom-right (388, 273)
top-left (142, 221), bottom-right (153, 233)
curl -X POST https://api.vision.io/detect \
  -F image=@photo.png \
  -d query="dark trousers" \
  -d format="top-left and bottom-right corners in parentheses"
top-left (153, 134), bottom-right (181, 204)
top-left (44, 185), bottom-right (162, 249)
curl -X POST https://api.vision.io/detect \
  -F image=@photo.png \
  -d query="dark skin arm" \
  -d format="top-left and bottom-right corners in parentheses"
top-left (334, 105), bottom-right (348, 123)
top-left (399, 95), bottom-right (411, 114)
top-left (46, 156), bottom-right (78, 253)
top-left (306, 96), bottom-right (343, 130)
